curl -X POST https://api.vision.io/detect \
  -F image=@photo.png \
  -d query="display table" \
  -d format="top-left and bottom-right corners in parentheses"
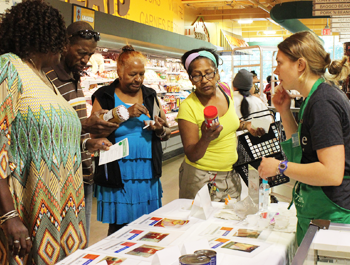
top-left (58, 199), bottom-right (297, 265)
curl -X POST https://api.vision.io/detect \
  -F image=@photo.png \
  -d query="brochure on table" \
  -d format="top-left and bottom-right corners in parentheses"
top-left (56, 249), bottom-right (143, 265)
top-left (109, 226), bottom-right (186, 246)
top-left (207, 236), bottom-right (271, 258)
top-left (88, 238), bottom-right (166, 262)
top-left (199, 223), bottom-right (271, 241)
top-left (127, 215), bottom-right (198, 231)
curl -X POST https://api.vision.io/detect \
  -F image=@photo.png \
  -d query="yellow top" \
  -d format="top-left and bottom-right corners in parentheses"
top-left (177, 90), bottom-right (240, 171)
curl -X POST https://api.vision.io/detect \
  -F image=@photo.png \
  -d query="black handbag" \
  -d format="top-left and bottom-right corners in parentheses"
top-left (233, 110), bottom-right (289, 188)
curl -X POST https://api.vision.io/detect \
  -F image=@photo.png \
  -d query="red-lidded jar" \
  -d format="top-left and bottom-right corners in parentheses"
top-left (204, 106), bottom-right (219, 128)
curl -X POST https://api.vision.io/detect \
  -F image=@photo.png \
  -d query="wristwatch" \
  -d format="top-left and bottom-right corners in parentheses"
top-left (278, 160), bottom-right (288, 176)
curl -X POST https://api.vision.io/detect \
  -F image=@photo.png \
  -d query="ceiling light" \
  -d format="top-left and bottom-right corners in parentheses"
top-left (263, 26), bottom-right (276, 35)
top-left (238, 19), bottom-right (253, 24)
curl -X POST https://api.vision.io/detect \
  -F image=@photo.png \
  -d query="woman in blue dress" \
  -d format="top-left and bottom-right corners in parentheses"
top-left (91, 45), bottom-right (171, 235)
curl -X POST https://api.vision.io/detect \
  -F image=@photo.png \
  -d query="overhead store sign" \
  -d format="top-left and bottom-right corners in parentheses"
top-left (221, 30), bottom-right (248, 49)
top-left (314, 3), bottom-right (350, 9)
top-left (73, 5), bottom-right (95, 28)
top-left (331, 17), bottom-right (350, 23)
top-left (64, 0), bottom-right (185, 35)
top-left (314, 0), bottom-right (349, 2)
top-left (313, 10), bottom-right (350, 16)
top-left (332, 23), bottom-right (350, 27)
top-left (312, 0), bottom-right (350, 16)
top-left (332, 28), bottom-right (350, 32)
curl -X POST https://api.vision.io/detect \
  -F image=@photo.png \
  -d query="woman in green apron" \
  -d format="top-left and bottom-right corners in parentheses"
top-left (258, 31), bottom-right (350, 246)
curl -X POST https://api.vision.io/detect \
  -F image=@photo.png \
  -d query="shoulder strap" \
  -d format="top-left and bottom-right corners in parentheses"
top-left (218, 82), bottom-right (232, 99)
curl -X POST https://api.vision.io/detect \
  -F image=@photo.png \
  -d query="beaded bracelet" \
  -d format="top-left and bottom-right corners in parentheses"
top-left (0, 210), bottom-right (19, 225)
top-left (82, 138), bottom-right (91, 153)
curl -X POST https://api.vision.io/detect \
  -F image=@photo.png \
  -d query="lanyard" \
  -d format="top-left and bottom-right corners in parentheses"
top-left (298, 78), bottom-right (324, 134)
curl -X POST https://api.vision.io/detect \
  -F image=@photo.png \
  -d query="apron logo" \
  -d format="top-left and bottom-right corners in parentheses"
top-left (302, 136), bottom-right (307, 145)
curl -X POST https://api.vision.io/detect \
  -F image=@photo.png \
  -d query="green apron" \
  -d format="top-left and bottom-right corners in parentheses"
top-left (280, 78), bottom-right (350, 245)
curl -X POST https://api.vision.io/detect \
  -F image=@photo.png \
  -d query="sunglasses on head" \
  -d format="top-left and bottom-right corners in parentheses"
top-left (70, 30), bottom-right (100, 41)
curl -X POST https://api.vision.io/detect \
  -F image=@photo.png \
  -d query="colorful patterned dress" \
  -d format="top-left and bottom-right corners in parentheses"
top-left (0, 53), bottom-right (86, 265)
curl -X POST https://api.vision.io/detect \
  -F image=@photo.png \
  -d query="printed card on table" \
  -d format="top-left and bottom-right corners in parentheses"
top-left (126, 244), bottom-right (164, 258)
top-left (233, 229), bottom-right (262, 239)
top-left (89, 239), bottom-right (169, 261)
top-left (128, 215), bottom-right (192, 231)
top-left (199, 223), bottom-right (236, 237)
top-left (221, 241), bottom-right (259, 253)
top-left (199, 223), bottom-right (270, 241)
top-left (56, 251), bottom-right (101, 265)
top-left (110, 226), bottom-right (185, 246)
top-left (91, 239), bottom-right (138, 254)
top-left (97, 256), bottom-right (126, 265)
top-left (208, 237), bottom-right (271, 258)
top-left (56, 250), bottom-right (142, 265)
top-left (208, 238), bottom-right (231, 249)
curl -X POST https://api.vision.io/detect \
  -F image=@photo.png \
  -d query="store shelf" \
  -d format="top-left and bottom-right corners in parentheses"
top-left (144, 79), bottom-right (165, 82)
top-left (160, 92), bottom-right (182, 95)
top-left (145, 66), bottom-right (166, 71)
top-left (82, 77), bottom-right (113, 85)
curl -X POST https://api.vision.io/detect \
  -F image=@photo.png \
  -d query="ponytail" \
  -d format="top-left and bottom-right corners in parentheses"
top-left (239, 90), bottom-right (251, 118)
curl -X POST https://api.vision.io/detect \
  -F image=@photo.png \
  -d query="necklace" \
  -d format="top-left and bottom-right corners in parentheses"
top-left (28, 59), bottom-right (57, 94)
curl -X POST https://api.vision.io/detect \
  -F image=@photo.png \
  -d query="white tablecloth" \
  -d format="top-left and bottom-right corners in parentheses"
top-left (150, 199), bottom-right (297, 265)
top-left (58, 199), bottom-right (297, 265)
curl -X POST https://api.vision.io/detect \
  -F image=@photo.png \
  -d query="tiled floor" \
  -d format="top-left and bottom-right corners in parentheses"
top-left (89, 154), bottom-right (184, 246)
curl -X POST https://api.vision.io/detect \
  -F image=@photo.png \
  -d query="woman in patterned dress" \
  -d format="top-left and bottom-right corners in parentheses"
top-left (0, 1), bottom-right (88, 264)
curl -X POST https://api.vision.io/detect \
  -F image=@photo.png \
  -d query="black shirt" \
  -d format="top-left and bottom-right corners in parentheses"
top-left (300, 82), bottom-right (350, 209)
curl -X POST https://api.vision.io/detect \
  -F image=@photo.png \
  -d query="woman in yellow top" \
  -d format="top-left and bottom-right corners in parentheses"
top-left (177, 48), bottom-right (264, 201)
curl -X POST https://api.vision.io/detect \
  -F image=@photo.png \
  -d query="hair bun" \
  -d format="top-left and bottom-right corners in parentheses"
top-left (122, 45), bottom-right (135, 52)
top-left (328, 57), bottom-right (347, 76)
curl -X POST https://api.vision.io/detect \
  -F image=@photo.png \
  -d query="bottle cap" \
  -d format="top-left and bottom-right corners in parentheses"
top-left (116, 105), bottom-right (129, 122)
top-left (204, 105), bottom-right (218, 119)
top-left (262, 179), bottom-right (268, 184)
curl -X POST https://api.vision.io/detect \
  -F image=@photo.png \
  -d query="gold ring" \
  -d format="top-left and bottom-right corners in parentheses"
top-left (13, 240), bottom-right (20, 244)
top-left (25, 237), bottom-right (31, 241)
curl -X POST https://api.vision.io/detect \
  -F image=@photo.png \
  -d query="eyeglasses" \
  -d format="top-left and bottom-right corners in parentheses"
top-left (190, 70), bottom-right (217, 83)
top-left (70, 30), bottom-right (100, 41)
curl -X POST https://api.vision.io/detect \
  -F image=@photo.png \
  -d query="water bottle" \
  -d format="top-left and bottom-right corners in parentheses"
top-left (259, 179), bottom-right (270, 218)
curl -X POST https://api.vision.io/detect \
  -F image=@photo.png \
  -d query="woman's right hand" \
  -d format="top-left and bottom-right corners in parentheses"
top-left (200, 121), bottom-right (223, 143)
top-left (272, 84), bottom-right (291, 113)
top-left (2, 216), bottom-right (32, 258)
top-left (127, 103), bottom-right (149, 118)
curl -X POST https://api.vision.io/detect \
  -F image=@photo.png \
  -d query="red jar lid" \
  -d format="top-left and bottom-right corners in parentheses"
top-left (204, 105), bottom-right (218, 119)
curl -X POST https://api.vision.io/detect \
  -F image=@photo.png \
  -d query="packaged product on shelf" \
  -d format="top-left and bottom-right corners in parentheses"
top-left (163, 104), bottom-right (170, 114)
top-left (89, 53), bottom-right (105, 74)
top-left (158, 72), bottom-right (167, 80)
top-left (145, 70), bottom-right (161, 81)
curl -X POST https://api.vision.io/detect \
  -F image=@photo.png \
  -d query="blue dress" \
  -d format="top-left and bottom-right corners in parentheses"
top-left (95, 94), bottom-right (163, 224)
